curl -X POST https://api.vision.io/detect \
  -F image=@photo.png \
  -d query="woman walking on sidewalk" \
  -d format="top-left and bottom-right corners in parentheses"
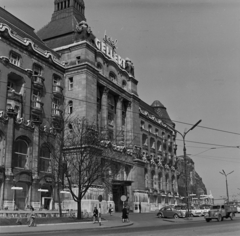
top-left (28, 208), bottom-right (36, 227)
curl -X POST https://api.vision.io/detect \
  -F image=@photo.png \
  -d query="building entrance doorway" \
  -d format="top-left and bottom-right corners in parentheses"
top-left (112, 180), bottom-right (133, 212)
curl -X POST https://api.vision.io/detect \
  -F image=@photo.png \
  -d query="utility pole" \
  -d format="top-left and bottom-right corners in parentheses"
top-left (164, 119), bottom-right (202, 218)
top-left (219, 170), bottom-right (234, 203)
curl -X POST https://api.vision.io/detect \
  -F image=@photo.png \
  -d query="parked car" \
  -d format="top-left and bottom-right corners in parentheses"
top-left (190, 206), bottom-right (203, 217)
top-left (157, 206), bottom-right (184, 219)
top-left (174, 205), bottom-right (187, 217)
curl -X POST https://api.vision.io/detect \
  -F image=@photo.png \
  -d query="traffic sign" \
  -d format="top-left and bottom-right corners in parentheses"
top-left (121, 195), bottom-right (127, 202)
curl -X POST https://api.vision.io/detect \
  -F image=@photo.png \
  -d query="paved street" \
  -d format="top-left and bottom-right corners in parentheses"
top-left (1, 213), bottom-right (240, 236)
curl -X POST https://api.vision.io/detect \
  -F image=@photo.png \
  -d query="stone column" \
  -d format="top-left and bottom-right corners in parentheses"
top-left (101, 87), bottom-right (109, 139)
top-left (31, 179), bottom-right (41, 210)
top-left (116, 96), bottom-right (123, 144)
top-left (5, 110), bottom-right (17, 177)
top-left (126, 102), bottom-right (132, 147)
top-left (32, 124), bottom-right (40, 179)
top-left (30, 121), bottom-right (41, 208)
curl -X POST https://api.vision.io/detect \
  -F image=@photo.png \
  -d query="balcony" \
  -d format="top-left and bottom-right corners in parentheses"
top-left (31, 101), bottom-right (43, 113)
top-left (7, 90), bottom-right (22, 103)
top-left (53, 85), bottom-right (63, 97)
top-left (32, 75), bottom-right (44, 89)
top-left (52, 108), bottom-right (63, 119)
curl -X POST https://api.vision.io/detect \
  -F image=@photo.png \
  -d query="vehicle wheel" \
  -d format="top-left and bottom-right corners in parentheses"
top-left (217, 215), bottom-right (221, 222)
top-left (190, 213), bottom-right (194, 217)
top-left (221, 216), bottom-right (224, 221)
top-left (157, 213), bottom-right (163, 218)
top-left (206, 219), bottom-right (211, 222)
top-left (173, 214), bottom-right (179, 219)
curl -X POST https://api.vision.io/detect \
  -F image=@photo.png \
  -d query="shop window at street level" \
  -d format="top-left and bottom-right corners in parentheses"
top-left (13, 140), bottom-right (28, 168)
top-left (9, 51), bottom-right (21, 67)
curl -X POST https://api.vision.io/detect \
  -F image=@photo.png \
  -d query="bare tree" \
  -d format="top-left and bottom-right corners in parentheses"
top-left (49, 116), bottom-right (128, 219)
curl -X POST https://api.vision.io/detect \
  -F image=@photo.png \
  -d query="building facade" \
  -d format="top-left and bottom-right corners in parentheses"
top-left (0, 7), bottom-right (66, 210)
top-left (0, 0), bottom-right (179, 213)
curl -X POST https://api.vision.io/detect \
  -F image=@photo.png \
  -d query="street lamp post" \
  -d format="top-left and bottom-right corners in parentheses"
top-left (219, 170), bottom-right (234, 203)
top-left (164, 119), bottom-right (202, 218)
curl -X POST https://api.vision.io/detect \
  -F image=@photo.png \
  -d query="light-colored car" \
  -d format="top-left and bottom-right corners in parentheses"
top-left (190, 206), bottom-right (203, 217)
top-left (157, 206), bottom-right (185, 219)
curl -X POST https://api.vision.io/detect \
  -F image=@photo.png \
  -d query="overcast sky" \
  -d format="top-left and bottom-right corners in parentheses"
top-left (1, 0), bottom-right (240, 202)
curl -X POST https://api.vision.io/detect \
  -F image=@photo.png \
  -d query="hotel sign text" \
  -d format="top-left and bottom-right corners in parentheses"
top-left (95, 38), bottom-right (126, 69)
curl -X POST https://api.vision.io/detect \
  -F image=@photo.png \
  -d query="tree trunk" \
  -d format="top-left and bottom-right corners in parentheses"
top-left (77, 199), bottom-right (82, 219)
top-left (57, 182), bottom-right (62, 217)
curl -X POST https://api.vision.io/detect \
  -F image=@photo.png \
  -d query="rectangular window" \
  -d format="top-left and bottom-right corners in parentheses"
top-left (52, 99), bottom-right (60, 115)
top-left (33, 64), bottom-right (42, 76)
top-left (10, 52), bottom-right (21, 66)
top-left (76, 56), bottom-right (81, 64)
top-left (68, 77), bottom-right (73, 90)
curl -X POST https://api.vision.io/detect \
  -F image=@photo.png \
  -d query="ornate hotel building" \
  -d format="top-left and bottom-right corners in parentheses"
top-left (0, 0), bottom-right (179, 213)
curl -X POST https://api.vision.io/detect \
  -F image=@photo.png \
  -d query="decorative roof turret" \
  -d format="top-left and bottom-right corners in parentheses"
top-left (37, 0), bottom-right (87, 48)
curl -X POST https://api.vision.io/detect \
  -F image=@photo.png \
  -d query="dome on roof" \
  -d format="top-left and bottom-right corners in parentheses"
top-left (151, 100), bottom-right (165, 108)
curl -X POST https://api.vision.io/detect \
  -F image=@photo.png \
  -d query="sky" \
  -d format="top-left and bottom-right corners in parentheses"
top-left (1, 0), bottom-right (240, 202)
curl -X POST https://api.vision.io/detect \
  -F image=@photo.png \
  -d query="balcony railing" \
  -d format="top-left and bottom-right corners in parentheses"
top-left (53, 85), bottom-right (63, 97)
top-left (52, 108), bottom-right (62, 118)
top-left (31, 101), bottom-right (43, 113)
top-left (32, 75), bottom-right (44, 88)
top-left (7, 90), bottom-right (22, 102)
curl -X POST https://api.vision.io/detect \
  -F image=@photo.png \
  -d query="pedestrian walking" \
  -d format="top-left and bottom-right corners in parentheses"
top-left (28, 208), bottom-right (36, 227)
top-left (108, 204), bottom-right (113, 216)
top-left (93, 206), bottom-right (98, 223)
top-left (122, 206), bottom-right (128, 222)
top-left (139, 202), bottom-right (141, 213)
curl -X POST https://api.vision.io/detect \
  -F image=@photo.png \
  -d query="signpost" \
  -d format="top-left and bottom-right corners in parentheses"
top-left (121, 195), bottom-right (127, 208)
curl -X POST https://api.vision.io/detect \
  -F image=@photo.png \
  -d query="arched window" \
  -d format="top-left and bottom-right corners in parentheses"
top-left (68, 100), bottom-right (73, 114)
top-left (39, 145), bottom-right (51, 172)
top-left (151, 170), bottom-right (155, 189)
top-left (122, 80), bottom-right (127, 89)
top-left (109, 72), bottom-right (117, 83)
top-left (13, 140), bottom-right (28, 168)
top-left (97, 62), bottom-right (103, 73)
top-left (150, 137), bottom-right (155, 149)
top-left (148, 125), bottom-right (152, 133)
top-left (142, 134), bottom-right (148, 146)
top-left (140, 120), bottom-right (145, 129)
top-left (165, 174), bottom-right (169, 191)
top-left (158, 173), bottom-right (162, 190)
top-left (157, 141), bottom-right (161, 152)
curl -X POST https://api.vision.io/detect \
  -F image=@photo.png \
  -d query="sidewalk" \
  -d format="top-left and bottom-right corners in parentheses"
top-left (0, 213), bottom-right (133, 234)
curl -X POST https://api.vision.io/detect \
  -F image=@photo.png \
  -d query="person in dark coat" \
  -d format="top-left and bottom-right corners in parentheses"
top-left (93, 207), bottom-right (98, 223)
top-left (122, 206), bottom-right (128, 222)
